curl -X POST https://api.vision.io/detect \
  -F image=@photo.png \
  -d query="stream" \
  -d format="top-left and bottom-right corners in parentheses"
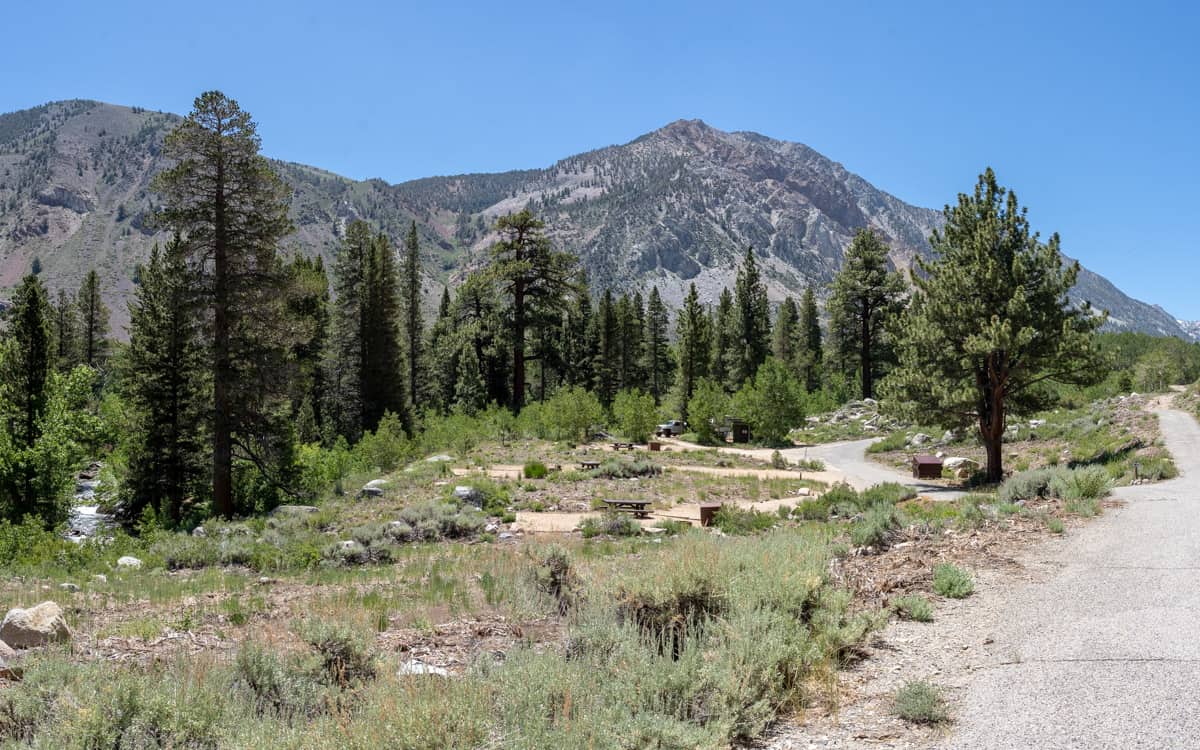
top-left (65, 468), bottom-right (112, 542)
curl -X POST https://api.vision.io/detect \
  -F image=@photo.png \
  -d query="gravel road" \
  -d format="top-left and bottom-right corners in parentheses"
top-left (940, 408), bottom-right (1200, 749)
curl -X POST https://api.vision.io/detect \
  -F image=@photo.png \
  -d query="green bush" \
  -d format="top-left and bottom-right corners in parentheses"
top-left (523, 460), bottom-right (549, 479)
top-left (893, 680), bottom-right (950, 724)
top-left (998, 467), bottom-right (1064, 504)
top-left (579, 513), bottom-right (642, 538)
top-left (686, 379), bottom-right (730, 444)
top-left (892, 595), bottom-right (933, 622)
top-left (591, 457), bottom-right (661, 479)
top-left (711, 506), bottom-right (776, 535)
top-left (540, 386), bottom-right (604, 442)
top-left (861, 482), bottom-right (917, 506)
top-left (866, 431), bottom-right (908, 453)
top-left (1049, 465), bottom-right (1111, 501)
top-left (613, 389), bottom-right (658, 443)
top-left (820, 483), bottom-right (862, 515)
top-left (932, 563), bottom-right (974, 598)
top-left (850, 504), bottom-right (901, 549)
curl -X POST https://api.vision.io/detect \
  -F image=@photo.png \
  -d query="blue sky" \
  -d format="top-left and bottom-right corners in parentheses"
top-left (4, 1), bottom-right (1199, 315)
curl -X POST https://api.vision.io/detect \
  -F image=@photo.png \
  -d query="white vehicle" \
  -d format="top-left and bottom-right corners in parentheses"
top-left (656, 419), bottom-right (688, 437)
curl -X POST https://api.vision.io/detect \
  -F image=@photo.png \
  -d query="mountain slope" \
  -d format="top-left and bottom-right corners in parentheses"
top-left (0, 100), bottom-right (1187, 339)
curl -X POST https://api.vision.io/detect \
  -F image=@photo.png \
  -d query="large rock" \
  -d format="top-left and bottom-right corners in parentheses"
top-left (943, 457), bottom-right (980, 471)
top-left (0, 640), bottom-right (18, 680)
top-left (0, 602), bottom-right (72, 648)
top-left (453, 486), bottom-right (483, 508)
top-left (116, 556), bottom-right (142, 570)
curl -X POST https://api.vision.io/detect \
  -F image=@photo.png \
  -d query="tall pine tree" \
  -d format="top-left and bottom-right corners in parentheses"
top-left (731, 247), bottom-right (771, 386)
top-left (401, 221), bottom-right (425, 414)
top-left (827, 229), bottom-right (906, 399)
top-left (675, 283), bottom-right (710, 421)
top-left (772, 297), bottom-right (799, 364)
top-left (643, 287), bottom-right (673, 404)
top-left (796, 287), bottom-right (823, 392)
top-left (51, 288), bottom-right (79, 372)
top-left (711, 288), bottom-right (735, 391)
top-left (124, 241), bottom-right (208, 524)
top-left (76, 269), bottom-right (110, 370)
top-left (153, 91), bottom-right (297, 517)
top-left (362, 231), bottom-right (405, 430)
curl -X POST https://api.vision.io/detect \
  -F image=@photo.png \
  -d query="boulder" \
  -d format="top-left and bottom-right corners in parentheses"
top-left (58, 583), bottom-right (79, 593)
top-left (91, 575), bottom-right (107, 585)
top-left (910, 433), bottom-right (931, 446)
top-left (116, 556), bottom-right (142, 570)
top-left (425, 454), bottom-right (453, 463)
top-left (943, 457), bottom-right (979, 471)
top-left (453, 486), bottom-right (483, 507)
top-left (398, 659), bottom-right (449, 677)
top-left (360, 479), bottom-right (386, 498)
top-left (0, 602), bottom-right (72, 648)
top-left (0, 641), bottom-right (19, 680)
top-left (192, 526), bottom-right (207, 537)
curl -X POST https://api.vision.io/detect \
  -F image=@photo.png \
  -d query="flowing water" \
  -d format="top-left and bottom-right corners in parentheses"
top-left (66, 474), bottom-right (111, 542)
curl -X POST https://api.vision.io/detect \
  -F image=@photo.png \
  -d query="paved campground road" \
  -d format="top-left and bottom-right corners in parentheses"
top-left (940, 408), bottom-right (1200, 749)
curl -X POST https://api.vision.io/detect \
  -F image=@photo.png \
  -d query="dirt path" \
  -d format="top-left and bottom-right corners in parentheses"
top-left (767, 406), bottom-right (1200, 749)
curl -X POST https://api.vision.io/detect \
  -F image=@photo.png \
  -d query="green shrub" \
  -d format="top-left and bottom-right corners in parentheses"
top-left (1045, 516), bottom-right (1065, 533)
top-left (1137, 457), bottom-right (1178, 481)
top-left (866, 432), bottom-right (907, 453)
top-left (820, 483), bottom-right (861, 513)
top-left (579, 513), bottom-right (642, 538)
top-left (613, 389), bottom-right (658, 443)
top-left (892, 595), bottom-right (933, 622)
top-left (932, 564), bottom-right (974, 598)
top-left (653, 519), bottom-right (692, 536)
top-left (711, 506), bottom-right (776, 535)
top-left (591, 457), bottom-right (661, 479)
top-left (770, 450), bottom-right (788, 469)
top-left (861, 482), bottom-right (917, 506)
top-left (998, 468), bottom-right (1064, 504)
top-left (794, 457), bottom-right (826, 471)
top-left (850, 504), bottom-right (901, 549)
top-left (1049, 465), bottom-right (1111, 501)
top-left (893, 680), bottom-right (950, 724)
top-left (794, 496), bottom-right (833, 520)
top-left (298, 620), bottom-right (377, 686)
top-left (523, 460), bottom-right (549, 479)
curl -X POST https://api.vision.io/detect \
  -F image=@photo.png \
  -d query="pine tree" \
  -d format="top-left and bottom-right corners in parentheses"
top-left (675, 283), bottom-right (710, 421)
top-left (711, 288), bottom-right (735, 391)
top-left (796, 287), bottom-right (823, 392)
top-left (643, 287), bottom-right (673, 404)
top-left (772, 297), bottom-right (799, 364)
top-left (0, 274), bottom-right (56, 523)
top-left (400, 221), bottom-right (424, 413)
top-left (827, 229), bottom-right (906, 399)
top-left (426, 286), bottom-right (456, 412)
top-left (732, 247), bottom-right (771, 386)
top-left (153, 91), bottom-right (297, 518)
top-left (362, 231), bottom-right (405, 430)
top-left (593, 289), bottom-right (620, 406)
top-left (450, 272), bottom-right (510, 408)
top-left (51, 288), bottom-right (79, 371)
top-left (286, 255), bottom-right (330, 443)
top-left (329, 220), bottom-right (371, 440)
top-left (76, 269), bottom-right (110, 370)
top-left (124, 241), bottom-right (207, 524)
top-left (488, 210), bottom-right (578, 412)
top-left (615, 292), bottom-right (646, 389)
top-left (562, 280), bottom-right (596, 389)
top-left (885, 169), bottom-right (1105, 481)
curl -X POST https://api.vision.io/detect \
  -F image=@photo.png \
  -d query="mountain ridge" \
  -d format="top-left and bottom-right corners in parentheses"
top-left (0, 99), bottom-right (1188, 340)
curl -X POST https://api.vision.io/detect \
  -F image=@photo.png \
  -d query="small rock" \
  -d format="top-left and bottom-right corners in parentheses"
top-left (91, 575), bottom-right (107, 585)
top-left (58, 583), bottom-right (80, 593)
top-left (337, 540), bottom-right (359, 551)
top-left (795, 487), bottom-right (812, 497)
top-left (257, 577), bottom-right (274, 586)
top-left (910, 433), bottom-right (932, 446)
top-left (453, 486), bottom-right (483, 507)
top-left (498, 532), bottom-right (514, 541)
top-left (484, 522), bottom-right (500, 534)
top-left (0, 602), bottom-right (72, 648)
top-left (116, 556), bottom-right (142, 570)
top-left (192, 526), bottom-right (207, 538)
top-left (398, 659), bottom-right (449, 677)
top-left (425, 454), bottom-right (453, 463)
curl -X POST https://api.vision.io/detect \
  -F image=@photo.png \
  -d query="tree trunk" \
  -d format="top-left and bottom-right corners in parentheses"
top-left (979, 361), bottom-right (1006, 483)
top-left (212, 158), bottom-right (233, 519)
top-left (860, 298), bottom-right (873, 399)
top-left (512, 282), bottom-right (526, 413)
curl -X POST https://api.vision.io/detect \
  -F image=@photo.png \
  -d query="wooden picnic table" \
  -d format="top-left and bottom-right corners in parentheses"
top-left (579, 460), bottom-right (601, 471)
top-left (611, 442), bottom-right (636, 451)
top-left (602, 499), bottom-right (652, 518)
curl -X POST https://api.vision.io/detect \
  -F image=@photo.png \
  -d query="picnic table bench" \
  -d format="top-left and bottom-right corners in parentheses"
top-left (611, 442), bottom-right (636, 451)
top-left (601, 499), bottom-right (652, 518)
top-left (579, 460), bottom-right (601, 471)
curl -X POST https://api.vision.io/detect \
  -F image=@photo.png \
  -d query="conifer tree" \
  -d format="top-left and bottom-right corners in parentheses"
top-left (796, 287), bottom-right (823, 392)
top-left (643, 287), bottom-right (673, 404)
top-left (711, 288), bottom-right (735, 391)
top-left (124, 241), bottom-right (207, 524)
top-left (286, 255), bottom-right (330, 443)
top-left (772, 297), bottom-right (799, 364)
top-left (51, 288), bottom-right (79, 372)
top-left (401, 221), bottom-right (424, 413)
top-left (450, 272), bottom-right (509, 408)
top-left (593, 289), bottom-right (620, 406)
top-left (329, 220), bottom-right (372, 440)
top-left (426, 286), bottom-right (456, 412)
top-left (732, 247), bottom-right (771, 386)
top-left (362, 231), bottom-right (405, 430)
top-left (562, 280), bottom-right (596, 389)
top-left (885, 169), bottom-right (1105, 481)
top-left (76, 269), bottom-right (110, 369)
top-left (675, 283), bottom-right (710, 421)
top-left (827, 229), bottom-right (906, 399)
top-left (153, 91), bottom-right (297, 517)
top-left (488, 210), bottom-right (578, 412)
